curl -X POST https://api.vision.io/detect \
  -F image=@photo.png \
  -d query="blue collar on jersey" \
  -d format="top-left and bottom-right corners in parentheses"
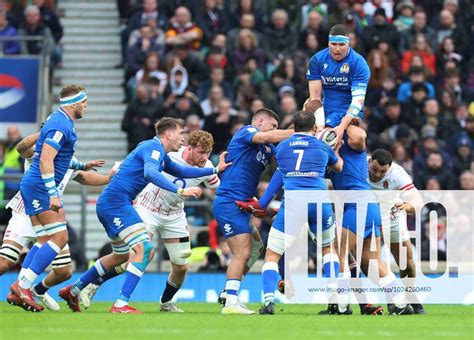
top-left (57, 107), bottom-right (73, 122)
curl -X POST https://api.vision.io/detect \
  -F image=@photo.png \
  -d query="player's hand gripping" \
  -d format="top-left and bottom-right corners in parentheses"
top-left (49, 196), bottom-right (62, 212)
top-left (215, 151), bottom-right (232, 173)
top-left (235, 197), bottom-right (266, 218)
top-left (84, 159), bottom-right (106, 171)
top-left (179, 187), bottom-right (203, 199)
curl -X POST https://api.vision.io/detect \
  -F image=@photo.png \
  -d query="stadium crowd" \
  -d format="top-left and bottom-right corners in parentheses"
top-left (0, 0), bottom-right (473, 269)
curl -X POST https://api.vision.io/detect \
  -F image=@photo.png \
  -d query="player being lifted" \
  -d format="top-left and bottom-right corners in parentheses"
top-left (307, 24), bottom-right (413, 315)
top-left (9, 85), bottom-right (88, 312)
top-left (0, 132), bottom-right (110, 311)
top-left (255, 111), bottom-right (343, 314)
top-left (212, 108), bottom-right (293, 314)
top-left (368, 149), bottom-right (426, 314)
top-left (60, 118), bottom-right (230, 314)
top-left (79, 130), bottom-right (221, 313)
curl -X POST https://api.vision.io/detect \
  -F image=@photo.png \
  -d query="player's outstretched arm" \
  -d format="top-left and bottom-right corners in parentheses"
top-left (164, 151), bottom-right (231, 178)
top-left (259, 170), bottom-right (283, 209)
top-left (16, 132), bottom-right (40, 159)
top-left (73, 171), bottom-right (110, 186)
top-left (251, 129), bottom-right (293, 144)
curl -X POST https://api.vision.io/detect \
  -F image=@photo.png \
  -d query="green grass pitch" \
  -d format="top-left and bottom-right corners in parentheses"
top-left (1, 303), bottom-right (473, 339)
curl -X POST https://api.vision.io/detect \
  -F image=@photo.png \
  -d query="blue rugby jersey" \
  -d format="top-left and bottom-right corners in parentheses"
top-left (307, 47), bottom-right (370, 127)
top-left (21, 108), bottom-right (77, 187)
top-left (276, 133), bottom-right (337, 190)
top-left (216, 125), bottom-right (275, 200)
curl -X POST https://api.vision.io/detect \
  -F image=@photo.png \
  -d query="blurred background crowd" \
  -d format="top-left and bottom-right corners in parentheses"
top-left (0, 0), bottom-right (473, 269)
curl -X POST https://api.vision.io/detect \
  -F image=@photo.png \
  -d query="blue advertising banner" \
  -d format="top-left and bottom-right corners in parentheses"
top-left (0, 57), bottom-right (39, 123)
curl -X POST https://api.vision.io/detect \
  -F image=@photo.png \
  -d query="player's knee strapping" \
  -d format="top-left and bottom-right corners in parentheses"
top-left (111, 243), bottom-right (130, 255)
top-left (120, 226), bottom-right (154, 271)
top-left (0, 243), bottom-right (22, 263)
top-left (247, 235), bottom-right (263, 269)
top-left (51, 244), bottom-right (71, 268)
top-left (43, 221), bottom-right (67, 235)
top-left (32, 224), bottom-right (47, 237)
top-left (165, 237), bottom-right (191, 265)
top-left (321, 220), bottom-right (336, 247)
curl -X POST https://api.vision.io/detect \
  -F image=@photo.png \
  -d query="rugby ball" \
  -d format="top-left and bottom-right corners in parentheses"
top-left (316, 128), bottom-right (337, 149)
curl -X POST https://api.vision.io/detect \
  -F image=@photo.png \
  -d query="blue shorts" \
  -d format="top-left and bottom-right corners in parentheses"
top-left (273, 200), bottom-right (335, 243)
top-left (342, 203), bottom-right (381, 239)
top-left (212, 196), bottom-right (252, 239)
top-left (21, 182), bottom-right (62, 216)
top-left (96, 194), bottom-right (143, 239)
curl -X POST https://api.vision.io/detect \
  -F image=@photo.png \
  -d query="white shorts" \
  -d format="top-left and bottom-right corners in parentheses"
top-left (4, 211), bottom-right (36, 248)
top-left (382, 212), bottom-right (410, 243)
top-left (135, 206), bottom-right (189, 240)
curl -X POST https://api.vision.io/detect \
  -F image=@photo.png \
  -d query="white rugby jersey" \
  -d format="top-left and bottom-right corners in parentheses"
top-left (369, 162), bottom-right (414, 191)
top-left (135, 147), bottom-right (220, 216)
top-left (6, 158), bottom-right (78, 214)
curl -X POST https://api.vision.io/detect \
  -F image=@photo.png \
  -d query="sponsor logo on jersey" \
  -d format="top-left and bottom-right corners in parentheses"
top-left (340, 63), bottom-right (350, 73)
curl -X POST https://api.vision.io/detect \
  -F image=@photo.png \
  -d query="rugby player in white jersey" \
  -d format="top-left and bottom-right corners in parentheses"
top-left (80, 130), bottom-right (220, 312)
top-left (368, 148), bottom-right (426, 314)
top-left (0, 132), bottom-right (110, 311)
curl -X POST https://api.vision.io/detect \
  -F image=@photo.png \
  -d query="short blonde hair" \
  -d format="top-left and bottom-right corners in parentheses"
top-left (188, 130), bottom-right (214, 152)
top-left (60, 84), bottom-right (85, 98)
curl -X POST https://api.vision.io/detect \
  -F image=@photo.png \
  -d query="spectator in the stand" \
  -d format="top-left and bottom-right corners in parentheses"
top-left (452, 135), bottom-right (472, 180)
top-left (227, 13), bottom-right (262, 51)
top-left (412, 129), bottom-right (451, 173)
top-left (420, 215), bottom-right (446, 261)
top-left (366, 76), bottom-right (397, 109)
top-left (459, 170), bottom-right (474, 190)
top-left (278, 93), bottom-right (298, 128)
top-left (436, 9), bottom-right (467, 58)
top-left (436, 36), bottom-right (463, 80)
top-left (134, 52), bottom-right (167, 95)
top-left (0, 9), bottom-right (20, 54)
top-left (369, 98), bottom-right (407, 136)
top-left (197, 67), bottom-right (233, 102)
top-left (367, 49), bottom-right (393, 90)
top-left (249, 97), bottom-right (265, 115)
top-left (415, 151), bottom-right (455, 189)
top-left (402, 82), bottom-right (429, 131)
top-left (165, 6), bottom-right (204, 51)
top-left (121, 84), bottom-right (163, 151)
top-left (374, 37), bottom-right (401, 77)
top-left (18, 5), bottom-right (54, 56)
top-left (230, 0), bottom-right (266, 33)
top-left (203, 98), bottom-right (238, 155)
top-left (167, 94), bottom-right (204, 121)
top-left (32, 0), bottom-right (62, 43)
top-left (196, 0), bottom-right (228, 48)
top-left (397, 66), bottom-right (435, 103)
top-left (362, 7), bottom-right (399, 52)
top-left (300, 0), bottom-right (328, 29)
top-left (442, 68), bottom-right (464, 104)
top-left (126, 24), bottom-right (161, 79)
top-left (231, 28), bottom-right (266, 71)
top-left (423, 98), bottom-right (459, 143)
top-left (298, 10), bottom-right (328, 50)
top-left (439, 89), bottom-right (457, 117)
top-left (128, 17), bottom-right (166, 56)
top-left (401, 33), bottom-right (436, 76)
top-left (399, 7), bottom-right (437, 55)
top-left (362, 0), bottom-right (394, 19)
top-left (393, 1), bottom-right (414, 32)
top-left (391, 141), bottom-right (414, 176)
top-left (200, 85), bottom-right (224, 117)
top-left (166, 44), bottom-right (207, 87)
top-left (262, 9), bottom-right (297, 64)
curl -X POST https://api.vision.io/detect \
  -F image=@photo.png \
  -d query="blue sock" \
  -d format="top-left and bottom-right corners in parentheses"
top-left (278, 255), bottom-right (285, 281)
top-left (322, 254), bottom-right (340, 278)
top-left (29, 241), bottom-right (61, 275)
top-left (118, 263), bottom-right (143, 302)
top-left (21, 242), bottom-right (41, 270)
top-left (73, 260), bottom-right (106, 293)
top-left (262, 262), bottom-right (279, 304)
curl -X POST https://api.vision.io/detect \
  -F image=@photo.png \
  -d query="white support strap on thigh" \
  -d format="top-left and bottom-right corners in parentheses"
top-left (165, 239), bottom-right (191, 265)
top-left (43, 222), bottom-right (67, 235)
top-left (32, 224), bottom-right (48, 237)
top-left (0, 243), bottom-right (22, 263)
top-left (51, 244), bottom-right (71, 268)
top-left (267, 227), bottom-right (295, 255)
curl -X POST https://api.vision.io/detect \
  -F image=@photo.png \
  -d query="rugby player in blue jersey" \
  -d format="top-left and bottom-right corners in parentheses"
top-left (59, 117), bottom-right (230, 314)
top-left (307, 24), bottom-right (413, 315)
top-left (213, 108), bottom-right (293, 314)
top-left (10, 85), bottom-right (88, 312)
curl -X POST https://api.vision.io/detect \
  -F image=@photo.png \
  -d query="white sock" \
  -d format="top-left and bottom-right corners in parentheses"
top-left (114, 299), bottom-right (128, 308)
top-left (19, 268), bottom-right (38, 289)
top-left (224, 279), bottom-right (240, 307)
